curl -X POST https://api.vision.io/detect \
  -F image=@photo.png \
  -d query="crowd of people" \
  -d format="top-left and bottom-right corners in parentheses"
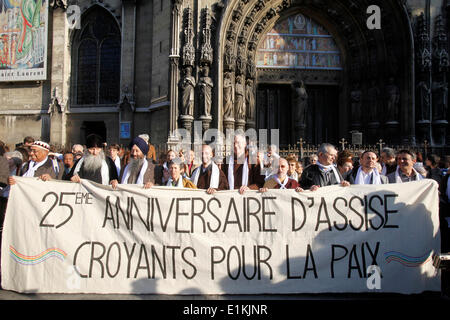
top-left (0, 134), bottom-right (449, 250)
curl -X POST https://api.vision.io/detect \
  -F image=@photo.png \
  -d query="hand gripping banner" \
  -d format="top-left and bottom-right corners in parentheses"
top-left (1, 177), bottom-right (441, 294)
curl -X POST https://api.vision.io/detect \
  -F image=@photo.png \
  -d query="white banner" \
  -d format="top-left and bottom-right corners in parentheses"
top-left (1, 177), bottom-right (441, 294)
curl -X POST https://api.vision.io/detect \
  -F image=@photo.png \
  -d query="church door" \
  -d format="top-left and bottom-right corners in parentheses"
top-left (305, 85), bottom-right (340, 144)
top-left (256, 84), bottom-right (294, 146)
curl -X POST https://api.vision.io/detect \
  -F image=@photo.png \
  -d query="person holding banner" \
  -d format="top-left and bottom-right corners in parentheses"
top-left (346, 151), bottom-right (389, 185)
top-left (121, 136), bottom-right (156, 189)
top-left (166, 160), bottom-right (197, 189)
top-left (107, 144), bottom-right (122, 178)
top-left (7, 141), bottom-right (63, 185)
top-left (70, 134), bottom-right (119, 188)
top-left (190, 144), bottom-right (229, 194)
top-left (155, 149), bottom-right (177, 185)
top-left (221, 134), bottom-right (264, 194)
top-left (299, 143), bottom-right (350, 191)
top-left (387, 150), bottom-right (424, 183)
top-left (260, 158), bottom-right (304, 192)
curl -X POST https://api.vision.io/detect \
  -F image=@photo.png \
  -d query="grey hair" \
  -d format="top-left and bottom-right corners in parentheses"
top-left (72, 144), bottom-right (84, 152)
top-left (317, 143), bottom-right (336, 155)
top-left (381, 147), bottom-right (395, 158)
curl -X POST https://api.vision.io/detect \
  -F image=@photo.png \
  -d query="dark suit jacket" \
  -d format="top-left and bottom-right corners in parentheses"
top-left (427, 167), bottom-right (442, 184)
top-left (299, 164), bottom-right (343, 189)
top-left (154, 163), bottom-right (167, 186)
top-left (345, 167), bottom-right (389, 184)
top-left (439, 173), bottom-right (449, 205)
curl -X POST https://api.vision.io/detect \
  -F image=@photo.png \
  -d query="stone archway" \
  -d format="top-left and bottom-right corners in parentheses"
top-left (216, 0), bottom-right (415, 144)
top-left (254, 11), bottom-right (343, 145)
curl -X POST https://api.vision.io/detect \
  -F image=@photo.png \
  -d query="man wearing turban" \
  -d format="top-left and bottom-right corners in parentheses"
top-left (120, 136), bottom-right (157, 188)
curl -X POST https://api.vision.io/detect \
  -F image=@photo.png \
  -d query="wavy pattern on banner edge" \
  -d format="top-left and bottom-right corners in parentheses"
top-left (384, 251), bottom-right (432, 267)
top-left (9, 246), bottom-right (67, 265)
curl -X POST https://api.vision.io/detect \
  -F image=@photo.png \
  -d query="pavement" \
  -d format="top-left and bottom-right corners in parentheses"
top-left (0, 288), bottom-right (447, 300)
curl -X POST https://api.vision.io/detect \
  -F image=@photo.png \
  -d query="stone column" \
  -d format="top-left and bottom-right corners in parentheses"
top-left (168, 0), bottom-right (183, 146)
top-left (119, 0), bottom-right (137, 144)
top-left (49, 1), bottom-right (70, 146)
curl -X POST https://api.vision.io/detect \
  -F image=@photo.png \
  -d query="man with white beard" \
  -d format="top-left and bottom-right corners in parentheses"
top-left (120, 136), bottom-right (156, 188)
top-left (71, 134), bottom-right (119, 188)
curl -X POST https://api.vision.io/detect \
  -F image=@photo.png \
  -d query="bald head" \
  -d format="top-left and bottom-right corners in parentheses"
top-left (201, 144), bottom-right (213, 166)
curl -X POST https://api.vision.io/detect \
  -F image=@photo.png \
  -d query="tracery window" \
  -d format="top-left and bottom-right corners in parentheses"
top-left (72, 6), bottom-right (121, 106)
top-left (257, 13), bottom-right (342, 70)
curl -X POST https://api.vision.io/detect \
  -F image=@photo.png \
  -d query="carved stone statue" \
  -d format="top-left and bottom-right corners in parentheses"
top-left (350, 83), bottom-right (362, 123)
top-left (367, 79), bottom-right (380, 122)
top-left (180, 66), bottom-right (196, 116)
top-left (293, 81), bottom-right (308, 126)
top-left (234, 75), bottom-right (245, 120)
top-left (245, 79), bottom-right (255, 121)
top-left (432, 81), bottom-right (448, 120)
top-left (417, 80), bottom-right (430, 121)
top-left (223, 71), bottom-right (234, 119)
top-left (224, 44), bottom-right (235, 71)
top-left (198, 66), bottom-right (213, 117)
top-left (385, 77), bottom-right (400, 121)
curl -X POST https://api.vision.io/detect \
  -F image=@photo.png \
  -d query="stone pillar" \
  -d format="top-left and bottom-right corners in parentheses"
top-left (121, 0), bottom-right (137, 104)
top-left (119, 0), bottom-right (137, 143)
top-left (168, 0), bottom-right (183, 145)
top-left (431, 15), bottom-right (449, 145)
top-left (49, 2), bottom-right (70, 146)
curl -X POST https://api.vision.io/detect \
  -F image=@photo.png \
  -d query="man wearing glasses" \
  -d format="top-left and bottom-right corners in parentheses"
top-left (8, 141), bottom-right (63, 185)
top-left (299, 143), bottom-right (350, 191)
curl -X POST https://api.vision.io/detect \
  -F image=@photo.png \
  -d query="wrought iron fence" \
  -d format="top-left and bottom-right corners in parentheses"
top-left (277, 138), bottom-right (436, 163)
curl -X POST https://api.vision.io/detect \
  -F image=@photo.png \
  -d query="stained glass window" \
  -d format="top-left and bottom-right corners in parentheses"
top-left (74, 7), bottom-right (121, 105)
top-left (256, 13), bottom-right (342, 70)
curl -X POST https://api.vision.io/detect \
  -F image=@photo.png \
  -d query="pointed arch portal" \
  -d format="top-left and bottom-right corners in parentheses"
top-left (217, 0), bottom-right (414, 146)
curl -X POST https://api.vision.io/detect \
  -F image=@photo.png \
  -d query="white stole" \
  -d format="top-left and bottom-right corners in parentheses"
top-left (23, 157), bottom-right (48, 177)
top-left (394, 166), bottom-right (424, 183)
top-left (275, 175), bottom-right (289, 189)
top-left (114, 157), bottom-right (121, 177)
top-left (317, 162), bottom-right (341, 183)
top-left (120, 160), bottom-right (148, 185)
top-left (167, 176), bottom-right (184, 188)
top-left (190, 162), bottom-right (220, 189)
top-left (227, 156), bottom-right (249, 190)
top-left (355, 167), bottom-right (382, 185)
